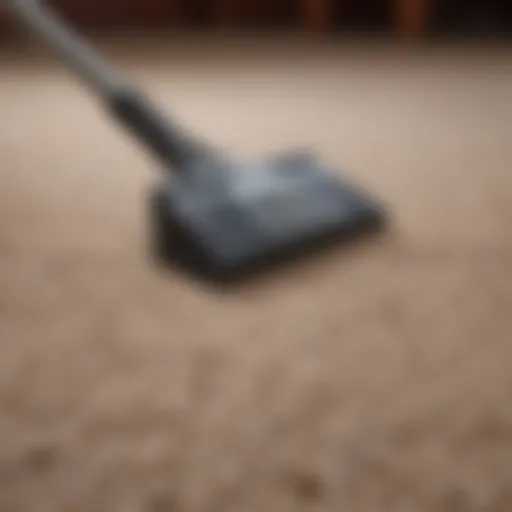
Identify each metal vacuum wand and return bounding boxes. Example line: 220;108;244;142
7;0;215;172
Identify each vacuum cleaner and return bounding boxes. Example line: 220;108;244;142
8;0;387;284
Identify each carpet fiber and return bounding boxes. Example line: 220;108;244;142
1;34;512;511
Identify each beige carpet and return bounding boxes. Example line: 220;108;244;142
1;33;512;511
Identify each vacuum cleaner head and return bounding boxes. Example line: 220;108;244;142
152;150;386;283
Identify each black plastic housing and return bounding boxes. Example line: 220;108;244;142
151;151;386;283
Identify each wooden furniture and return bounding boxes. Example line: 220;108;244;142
1;1;433;38
212;0;249;27
210;0;433;37
301;0;332;32
393;0;432;38
301;0;432;37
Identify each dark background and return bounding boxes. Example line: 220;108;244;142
1;1;512;35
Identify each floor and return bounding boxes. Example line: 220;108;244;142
1;33;512;512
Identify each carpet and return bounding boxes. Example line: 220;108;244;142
1;33;512;511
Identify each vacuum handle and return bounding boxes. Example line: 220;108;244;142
9;0;124;97
8;0;213;171
108;87;213;171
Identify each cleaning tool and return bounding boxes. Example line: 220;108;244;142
9;0;387;283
